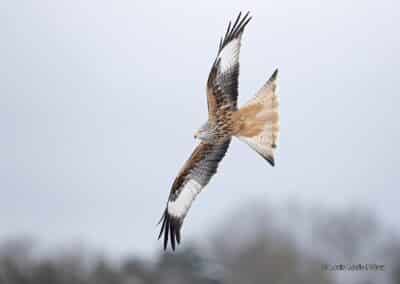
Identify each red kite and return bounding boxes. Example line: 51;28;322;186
158;12;280;250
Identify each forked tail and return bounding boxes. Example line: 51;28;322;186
232;69;280;166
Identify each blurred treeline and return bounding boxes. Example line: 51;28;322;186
1;202;399;284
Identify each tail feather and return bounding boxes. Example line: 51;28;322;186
233;69;280;166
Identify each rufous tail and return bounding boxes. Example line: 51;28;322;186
232;69;280;166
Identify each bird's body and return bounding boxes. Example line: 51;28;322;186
158;12;280;250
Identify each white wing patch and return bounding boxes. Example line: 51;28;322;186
167;179;203;218
218;38;241;73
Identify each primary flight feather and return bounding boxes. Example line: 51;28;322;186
158;12;280;251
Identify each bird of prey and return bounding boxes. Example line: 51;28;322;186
158;12;280;250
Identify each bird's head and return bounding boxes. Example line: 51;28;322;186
194;121;213;142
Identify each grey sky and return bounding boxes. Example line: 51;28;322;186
1;0;399;258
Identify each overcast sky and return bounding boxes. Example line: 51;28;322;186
1;0;399;258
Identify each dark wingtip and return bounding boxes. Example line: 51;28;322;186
157;209;182;251
163;213;169;250
231;11;242;31
170;218;176;251
235;11;252;35
157;211;167;240
218;11;252;53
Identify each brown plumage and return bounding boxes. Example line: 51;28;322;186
234;69;279;165
158;12;280;251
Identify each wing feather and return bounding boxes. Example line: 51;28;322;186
158;140;230;250
207;12;252;123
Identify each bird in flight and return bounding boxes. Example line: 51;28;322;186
158;12;280;250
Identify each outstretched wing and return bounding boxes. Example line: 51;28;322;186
158;140;230;250
207;12;252;124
